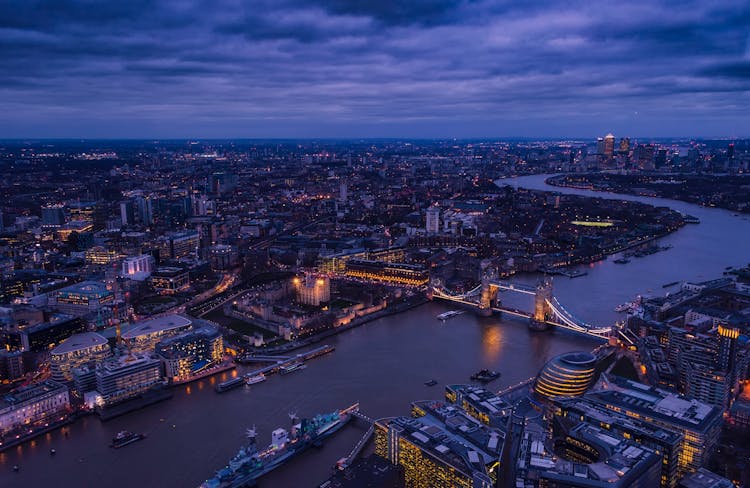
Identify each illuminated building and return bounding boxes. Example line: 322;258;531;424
533;351;598;400
603;133;615;158
95;353;161;406
425;205;440;234
155;326;223;383
716;324;739;373
150;266;190;294
374;400;502;488
667;325;744;410
444;384;512;428
20;314;86;352
52;281;114;315
122;254;154;280
50;332;110;382
635;144;656;170
553;396;682;487
84;246;121;265
619;137;630;154
293;274;330;306
121;314;192;353
55;220;94;241
516;420;661;487
345;259;428;287
67;200;97;223
318;247;406;274
0;380;70;438
156;230;199;260
585;375;722;476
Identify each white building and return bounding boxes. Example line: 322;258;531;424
122;254;154;281
0;380;70;437
95;354;162;406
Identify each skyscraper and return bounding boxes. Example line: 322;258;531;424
425;205;440;234
604;133;615;158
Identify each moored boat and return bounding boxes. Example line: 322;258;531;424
245;373;266;386
110;431;145;448
216;377;245;393
200;405;357;488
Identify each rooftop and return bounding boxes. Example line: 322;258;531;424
588;375;721;432
56;280;111;296
122;314;192;339
51;332;108;355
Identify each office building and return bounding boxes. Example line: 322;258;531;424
516;420;661;487
533;351;598;400
95;353;161;406
135;195;154;226
121;314;193;353
84;246;121;265
208;244;238;271
425;205;440;234
444;384;512;428
0;351;25;381
603;133;615;158
41;204;66;228
150;266;190;294
553;396;683;487
49;332;110;382
375;400;503;488
156;326;223;383
119;200;135;226
585;375;722;475
52;281;114;316
156;230;199;260
20;314;87;352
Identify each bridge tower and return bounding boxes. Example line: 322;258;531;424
530;279;553;330
478;266;499;317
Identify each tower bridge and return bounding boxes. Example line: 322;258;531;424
430;275;614;339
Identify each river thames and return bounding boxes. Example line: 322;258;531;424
1;174;748;487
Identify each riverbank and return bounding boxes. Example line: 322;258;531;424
254;295;429;356
546;173;750;215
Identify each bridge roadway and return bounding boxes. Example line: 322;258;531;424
431;280;611;339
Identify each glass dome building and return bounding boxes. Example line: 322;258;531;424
534;351;598;400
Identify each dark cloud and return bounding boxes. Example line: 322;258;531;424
0;0;747;138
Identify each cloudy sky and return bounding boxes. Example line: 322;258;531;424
0;0;748;138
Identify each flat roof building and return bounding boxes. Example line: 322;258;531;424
0;380;70;439
586;375;722;476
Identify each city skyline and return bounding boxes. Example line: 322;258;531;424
1;0;749;139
